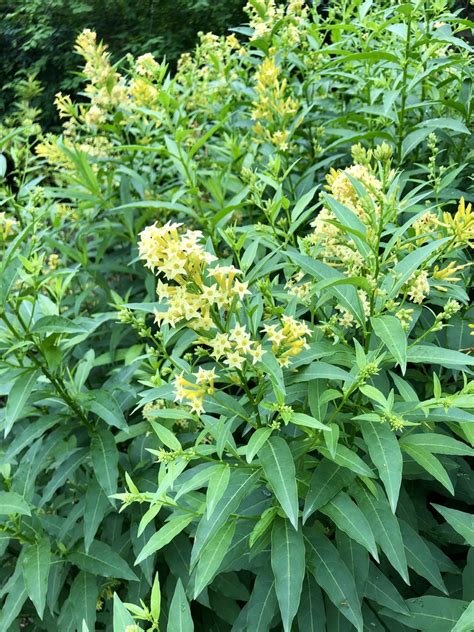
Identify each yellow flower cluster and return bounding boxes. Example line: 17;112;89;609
138;222;249;330
201;324;264;370
308;164;382;275
262;315;311;367
174;367;217;414
251;57;299;150
246;0;309;46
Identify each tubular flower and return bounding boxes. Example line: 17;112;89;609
434;197;474;248
174;369;217;414
262;315;311;367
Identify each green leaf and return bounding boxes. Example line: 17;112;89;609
70;541;138;581
400;432;474;456
297;575;326;632
271;518;305;632
87;391;128;431
168;579;193;632
0;572;27;631
417;117;471;134
113;593;135;631
317;444;376;478
246;427;272;463
380;596;470;632
289;412;332;431
0;491;31;516
68;572;98;632
432;504;474;546
21;536;51;618
361;421;402;513
352;483;409;583
371;315;407;374
191;469;260;567
84;479;110;552
399;519;447;594
206;464;230;519
246;567;278;632
135;514;194;564
259;437;299;529
305;530;363;632
31;316;89;334
452;601;474;632
292;362;353;383
150;419;182;451
402;444;454;494
150;573;161;620
320;491;378;561
304;461;354;523
4;369;39;436
407;345;474;368
90;427;118;498
193;520;236;598
365;562;409;615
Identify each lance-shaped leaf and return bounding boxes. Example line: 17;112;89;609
113;593;135;630
84;479;110;552
399;519;447;594
259;437;299;528
70;541;138;581
193;520;236;598
365;563;409;616
402;444;454;495
206;464;230;519
21;536;51;619
380;596;470;632
168;579;193;632
320;491;378;561
297;575;326;632
5;369;39;436
361;421;402;513
305;530;363;632
68;572;98;632
271;518;305;632
432;504;474;546
135;514;194;564
90;427;118;499
351;483;409;584
0;491;31;516
371;315;407;374
304;461;354;523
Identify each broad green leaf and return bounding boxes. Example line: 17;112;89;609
452;601;474;632
191;469;260;567
84;479;110;552
289;412;331;431
407;345;474;368
70;541;138;580
417;117;471;134
0;572;28;631
352;483;409;584
336;529;368;597
380;596;470;632
31;315;89;334
206;465;230;519
246;427;272;463
0;491;31;516
399;519;447;594
400;432;474;456
246;567;278;632
292;362;353;383
297;575;326;632
90;427;118;498
87;391;128;431
4;369;39;436
317;444;376;478
361;421;402;513
150;419;182;451
271;518;305;632
402;444;454;494
113;593;135;630
320;491;378;561
193;520;236;598
303;461;354;523
68;572;97;632
432;504;474;546
259;437;299;529
365;563;409;615
305;530;363;632
21;536;51;618
135;514;194;564
168;579;193;632
371;315;407;373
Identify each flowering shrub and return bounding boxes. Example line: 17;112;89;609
0;1;473;631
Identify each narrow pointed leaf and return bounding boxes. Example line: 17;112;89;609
399;519;447;594
206;465;230;519
259;437;299;529
297;575;326;632
271;518;305;632
90;427;118;498
0;491;31;516
168;579;193;632
5;370;39;436
70;541;138;581
365;563;409;616
246;567;278;632
432;504;474;546
193;520;236;598
304;461;354;523
402;444;454;494
371;315;407;373
136;514;194;564
21;536;51;618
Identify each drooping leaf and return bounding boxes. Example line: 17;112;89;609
0;491;31;516
297;574;326;632
303;461;354;523
271;518;305;632
432;504;474;546
365;562;409;616
402;444;454;494
193;520;236;598
399;519;447;594
87;390;128;431
4;369;39;436
135;514;194;565
84;478;110;552
68;572;98;632
259;437;299;529
21;536;51;619
246;567;278;632
206;464;230;519
380;596;470;631
305;530;363;632
320;491;378;560
371;315;407;373
70;541;138;581
361;421;402;513
90;427;119;498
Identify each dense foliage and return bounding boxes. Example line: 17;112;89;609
0;0;245;126
0;0;473;630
